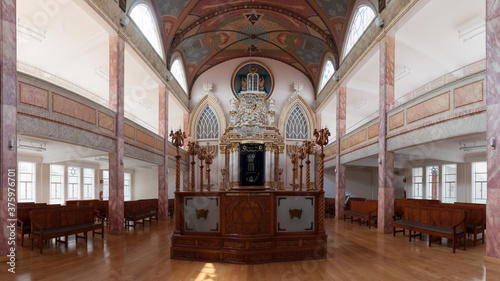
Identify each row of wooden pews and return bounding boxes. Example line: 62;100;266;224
393;199;486;253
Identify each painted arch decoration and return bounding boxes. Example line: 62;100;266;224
154;0;356;92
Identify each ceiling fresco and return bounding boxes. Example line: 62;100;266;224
153;0;355;93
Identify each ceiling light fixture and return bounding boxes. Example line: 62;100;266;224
459;142;486;152
17;18;46;42
458;22;485;43
18;139;46;152
395;66;411;82
95;66;109;82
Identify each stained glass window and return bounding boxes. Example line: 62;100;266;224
129;3;164;59
319;60;334;91
344;5;375;57
286;106;309;140
171;58;187;93
196;106;219;140
426;166;439;200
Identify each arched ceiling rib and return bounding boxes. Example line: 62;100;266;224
154;0;355;93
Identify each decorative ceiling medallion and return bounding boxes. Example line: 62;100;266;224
231;60;274;99
245;10;262;25
247;45;260;52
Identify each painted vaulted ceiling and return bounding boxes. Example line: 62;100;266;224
152;0;354;93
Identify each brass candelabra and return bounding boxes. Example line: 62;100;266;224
303;140;315;191
198;147;207;191
314;128;331;191
287;145;299;190
297;147;306;191
187;141;200;191
170;129;186;192
204;145;217;191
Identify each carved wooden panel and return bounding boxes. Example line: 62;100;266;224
225;194;271;235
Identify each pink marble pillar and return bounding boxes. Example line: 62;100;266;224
108;35;125;233
486;0;500;260
377;35;395;233
158;87;169;219
335;87;346;219
0;0;17;257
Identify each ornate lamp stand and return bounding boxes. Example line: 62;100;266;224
314;128;331;191
221;169;226;191
187;141;200;191
204;145;217;191
170;129;186;192
303;140;315;191
298;147;306;191
287;145;299;190
198;147;206;191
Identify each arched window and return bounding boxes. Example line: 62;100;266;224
171;57;188;93
286;106;309;140
129;3;164;59
344;5;375;57
196;107;219;140
319;60;335;91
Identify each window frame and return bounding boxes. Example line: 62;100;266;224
50;164;65;205
102;170;110;201
18;162;36;203
196;106;220;140
83;168;95;200
67;166;81;200
342;3;376;59
128;1;165;60
426;166;439;200
441;164;457;203
412;167;423;199
319;59;335;91
285;105;309;140
170;55;188;93
472;162;487;204
124;172;132;201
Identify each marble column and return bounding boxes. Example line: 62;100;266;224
158;86;169;219
377;35;395;233
486;0;500;261
108;35;125;233
335;87;346;219
0;0;17;257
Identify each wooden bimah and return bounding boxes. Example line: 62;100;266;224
170;189;327;264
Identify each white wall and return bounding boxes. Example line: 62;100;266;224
133;168;158;200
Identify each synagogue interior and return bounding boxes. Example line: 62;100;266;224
1;0;500;280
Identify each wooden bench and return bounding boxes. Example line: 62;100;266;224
325;198;335;218
65;199;99;207
17;204;62;247
452;202;486;246
393;205;466;253
344;200;377;229
30;206;104;254
91;201;109;224
168;198;175;217
125;200;158;229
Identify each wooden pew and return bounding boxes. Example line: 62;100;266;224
452;202;486;246
30;206;104;254
91;201;108;224
124;200;158;229
65;199;99;207
168;198;175;217
17;204;61;247
344;200;377;229
393;205;466;253
325;198;335;218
